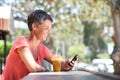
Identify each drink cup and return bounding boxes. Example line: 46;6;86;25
51;56;63;72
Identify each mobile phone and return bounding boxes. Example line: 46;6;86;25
70;54;78;62
68;55;78;66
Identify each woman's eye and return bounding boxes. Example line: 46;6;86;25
44;28;48;30
44;27;50;30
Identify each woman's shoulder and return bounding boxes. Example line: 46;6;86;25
39;43;45;47
16;36;26;40
13;36;28;46
38;43;49;49
14;36;26;42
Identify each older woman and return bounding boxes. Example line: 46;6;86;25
1;10;77;80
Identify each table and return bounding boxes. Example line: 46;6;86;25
21;71;110;80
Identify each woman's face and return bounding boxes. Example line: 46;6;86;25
33;19;52;41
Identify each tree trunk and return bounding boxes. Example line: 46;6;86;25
111;9;120;48
109;0;120;75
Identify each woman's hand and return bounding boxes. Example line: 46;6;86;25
61;59;78;71
38;65;46;72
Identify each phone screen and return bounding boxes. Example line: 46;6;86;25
70;54;78;62
68;55;78;66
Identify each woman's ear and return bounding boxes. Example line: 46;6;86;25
31;23;37;30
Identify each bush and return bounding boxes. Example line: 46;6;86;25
67;44;90;62
96;53;110;59
0;41;12;57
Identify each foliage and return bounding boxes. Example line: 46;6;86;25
83;20;108;51
83;20;108;61
67;44;90;62
0;41;12;57
13;28;30;40
96;53;110;59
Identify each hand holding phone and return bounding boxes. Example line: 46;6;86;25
68;54;78;66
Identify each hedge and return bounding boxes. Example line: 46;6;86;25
0;41;12;57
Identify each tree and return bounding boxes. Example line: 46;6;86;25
108;0;120;48
76;0;111;61
107;0;120;75
83;20;107;60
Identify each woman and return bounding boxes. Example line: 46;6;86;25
1;10;77;80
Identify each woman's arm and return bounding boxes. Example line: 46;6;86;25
17;46;45;72
45;53;77;71
44;52;54;64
